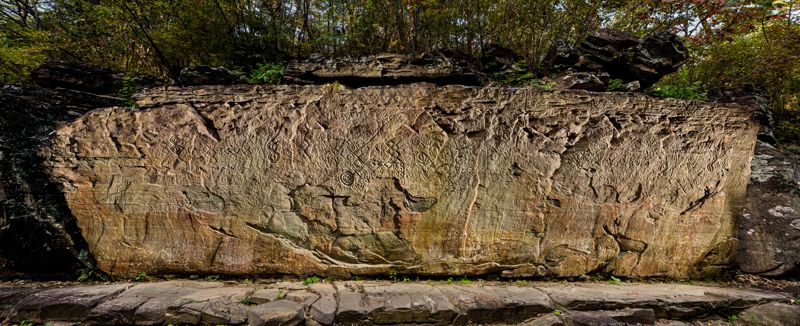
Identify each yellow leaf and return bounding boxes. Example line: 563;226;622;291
772;0;789;7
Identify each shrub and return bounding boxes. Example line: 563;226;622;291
249;63;284;85
607;79;625;91
650;84;706;101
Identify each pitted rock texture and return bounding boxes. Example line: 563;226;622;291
42;84;758;278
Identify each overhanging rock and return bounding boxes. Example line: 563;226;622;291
42;84;758;278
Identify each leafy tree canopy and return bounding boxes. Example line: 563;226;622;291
1;0;798;144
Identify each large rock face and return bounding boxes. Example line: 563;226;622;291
42;84;758;278
738;141;800;276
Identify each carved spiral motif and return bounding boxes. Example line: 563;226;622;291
339;171;355;186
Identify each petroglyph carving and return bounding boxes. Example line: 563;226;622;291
43;84;758;278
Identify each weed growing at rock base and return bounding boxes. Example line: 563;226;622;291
303;276;321;285
133;272;148;282
77;268;107;283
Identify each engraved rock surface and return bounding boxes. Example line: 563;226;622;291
42;84;758;278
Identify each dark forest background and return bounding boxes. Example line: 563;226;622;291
1;0;799;145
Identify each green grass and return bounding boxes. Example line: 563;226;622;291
303;276;321;285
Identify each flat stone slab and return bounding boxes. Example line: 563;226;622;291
1;281;791;325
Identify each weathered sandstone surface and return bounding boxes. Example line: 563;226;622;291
43;84;758;278
1;281;791;325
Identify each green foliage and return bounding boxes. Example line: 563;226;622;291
515;280;529;285
77;268;107;283
650;84;706;101
530;79;555;91
553;309;563;316
776;106;800;145
303;276;321;285
0;20;49;83
458;275;472;285
608;276;622;285
248;63;284;85
728;314;739;323
276;288;286;300
133;272;148;282
204;275;220;282
607;79;625;91
119;74;138;107
676;22;800;144
241;297;255;305
12;321;34;326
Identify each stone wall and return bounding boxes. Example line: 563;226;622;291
41;84;759;278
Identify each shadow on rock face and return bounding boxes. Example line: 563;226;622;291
739;141;800;277
0;85;123;278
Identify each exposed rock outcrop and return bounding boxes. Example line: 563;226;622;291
180;66;249;86
543;29;689;89
284;54;481;86
0;281;789;325
575;29;688;89
42;84;758;278
30;61;160;95
739;141;800;277
0;85;122;277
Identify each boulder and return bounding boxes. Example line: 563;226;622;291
738;141;800;277
284;53;481;86
542;40;581;72
481;44;524;72
578;29;688;89
30;61;122;94
556;72;607;91
738;302;800;326
42;84;758;278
